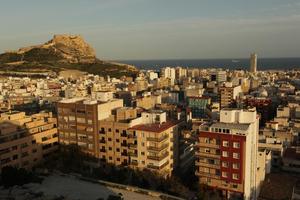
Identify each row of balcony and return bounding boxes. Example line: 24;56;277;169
147;143;169;152
147;161;169;170
196;142;220;149
195;151;220;159
195;160;220;169
195;171;220;179
147;152;169;161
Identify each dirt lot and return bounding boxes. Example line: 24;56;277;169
259;172;300;200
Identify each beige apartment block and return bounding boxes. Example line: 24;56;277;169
128;120;179;177
99;107;140;166
57;98;123;158
99;108;180;177
0;111;58;171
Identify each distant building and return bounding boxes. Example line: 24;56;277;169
0;111;58;171
219;83;242;109
250;53;257;73
210;70;227;83
187;96;211;119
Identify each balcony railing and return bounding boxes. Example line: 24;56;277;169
121;132;127;137
99;139;106;144
147;152;169;161
146;134;168;142
100;149;106;153
197;142;220;149
121;143;128;147
195;151;220;159
128;134;137;139
147;143;169;152
147;161;169;170
128;152;137;157
195;161;220;169
128;143;137;149
195;171;220;179
131;160;138;166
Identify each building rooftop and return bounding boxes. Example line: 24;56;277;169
211;122;250;131
130;120;179;133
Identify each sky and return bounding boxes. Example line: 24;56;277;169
1;0;300;60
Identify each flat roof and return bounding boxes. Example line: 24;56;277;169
211;122;250;131
130;120;179;133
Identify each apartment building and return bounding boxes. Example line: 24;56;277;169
128;110;179;176
187;96;211;119
0;111;58;171
57;97;123;158
195;108;261;200
219;83;242;109
98;107;141;166
99;108;180;176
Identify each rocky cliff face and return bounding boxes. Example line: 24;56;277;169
0;34;138;78
3;34;96;64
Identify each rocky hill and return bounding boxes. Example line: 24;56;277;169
0;34;138;77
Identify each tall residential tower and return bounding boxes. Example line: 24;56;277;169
250;53;257;73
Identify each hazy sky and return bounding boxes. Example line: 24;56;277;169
1;0;300;60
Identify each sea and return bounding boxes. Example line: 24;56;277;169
117;58;300;71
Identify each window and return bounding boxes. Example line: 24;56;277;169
222;140;229;147
222;151;229;157
233;163;240;169
32;140;36;144
109;147;112;151
117;158;120;161
86;127;93;132
21;152;29;158
116;139;120;143
233;153;240;159
233;142;240;148
21;143;28;148
69;116;75;122
108;138;112;141
222;162;229;168
109;156;112;160
12;155;18;160
222;171;228;178
205;148;211;153
141;152;145;155
208;159;215;165
232;173;239;180
200;167;209;173
116;148;120;152
77;117;85;123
